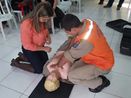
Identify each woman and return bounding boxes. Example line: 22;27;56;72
11;2;54;74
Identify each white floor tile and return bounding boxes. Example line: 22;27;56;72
1;69;39;93
0;60;15;82
95;92;121;98
0;85;21;98
23;74;43;96
70;85;95;98
1;34;21;47
0;44;15;59
103;72;131;98
112;54;131;76
20;94;28;98
2;48;21;63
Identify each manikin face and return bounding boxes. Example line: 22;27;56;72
47;72;57;81
39;16;50;23
47;71;59;81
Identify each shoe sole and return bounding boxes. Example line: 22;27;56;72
89;76;110;93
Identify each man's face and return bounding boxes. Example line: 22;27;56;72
64;28;78;37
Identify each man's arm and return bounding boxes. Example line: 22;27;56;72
57;38;72;51
64;40;94;63
46;38;72;72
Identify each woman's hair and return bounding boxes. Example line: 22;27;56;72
61;14;82;31
22;2;53;32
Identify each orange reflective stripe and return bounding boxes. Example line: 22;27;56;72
83;19;93;40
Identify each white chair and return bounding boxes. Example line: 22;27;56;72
8;0;23;22
57;0;72;13
0;0;18;40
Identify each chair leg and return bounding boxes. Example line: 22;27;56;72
19;12;23;21
12;17;18;29
17;14;21;22
7;20;12;30
0;22;6;40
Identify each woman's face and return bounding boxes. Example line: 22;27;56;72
39;16;51;23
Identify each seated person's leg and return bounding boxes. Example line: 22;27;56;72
18;52;28;62
27;52;48;74
68;60;110;93
22;47;49;74
11;59;34;72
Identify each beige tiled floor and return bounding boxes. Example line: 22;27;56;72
0;0;131;98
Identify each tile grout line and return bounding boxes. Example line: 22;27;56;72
0;84;24;95
0;68;16;83
22;74;43;95
102;91;124;98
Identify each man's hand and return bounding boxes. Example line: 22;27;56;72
47;58;60;72
46;40;51;45
47;64;57;73
58;63;70;79
57;56;71;67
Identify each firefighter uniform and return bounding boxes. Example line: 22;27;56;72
43;19;114;89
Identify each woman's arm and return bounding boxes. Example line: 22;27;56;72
46;33;51;45
36;46;52;52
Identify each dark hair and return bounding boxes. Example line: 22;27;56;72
22;2;53;32
61;14;82;31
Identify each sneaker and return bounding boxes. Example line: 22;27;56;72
10;59;18;66
18;52;28;62
116;7;120;10
98;0;104;5
98;2;103;5
89;75;110;93
18;52;23;57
